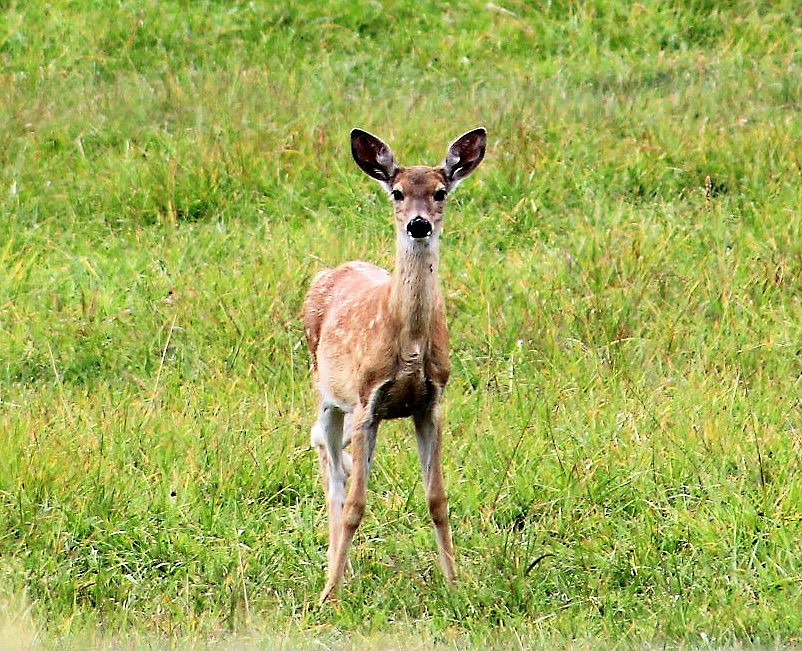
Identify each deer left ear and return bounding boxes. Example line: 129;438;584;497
351;128;399;189
443;127;486;189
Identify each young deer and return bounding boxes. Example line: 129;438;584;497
303;127;486;602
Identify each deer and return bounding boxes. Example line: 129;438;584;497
302;127;486;603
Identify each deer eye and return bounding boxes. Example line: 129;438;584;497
433;188;447;202
391;189;404;201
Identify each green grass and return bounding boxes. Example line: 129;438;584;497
2;1;802;648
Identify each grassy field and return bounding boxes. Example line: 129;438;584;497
1;1;802;648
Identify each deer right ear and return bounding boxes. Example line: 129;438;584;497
443;127;486;189
351;129;398;188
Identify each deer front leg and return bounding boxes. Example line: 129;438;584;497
319;404;378;603
414;405;457;585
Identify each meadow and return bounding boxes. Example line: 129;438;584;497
1;1;802;648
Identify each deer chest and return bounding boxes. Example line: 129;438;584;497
372;371;434;420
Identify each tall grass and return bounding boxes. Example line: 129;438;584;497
1;1;801;648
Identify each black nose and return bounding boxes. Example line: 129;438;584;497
406;216;432;239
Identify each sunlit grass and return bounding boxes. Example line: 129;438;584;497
1;1;802;648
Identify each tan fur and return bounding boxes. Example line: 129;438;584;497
303;128;486;602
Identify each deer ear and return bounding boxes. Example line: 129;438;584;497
351;129;399;188
443;127;486;188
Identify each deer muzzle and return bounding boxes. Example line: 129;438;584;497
406;216;433;239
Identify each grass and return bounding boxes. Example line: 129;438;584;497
1;0;802;648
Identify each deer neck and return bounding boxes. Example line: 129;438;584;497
389;237;441;343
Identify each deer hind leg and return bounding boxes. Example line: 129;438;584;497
319;403;378;603
311;403;347;572
342;412;354;476
414;406;457;584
